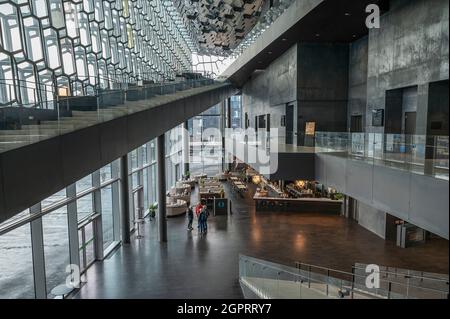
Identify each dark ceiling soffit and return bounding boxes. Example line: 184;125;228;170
227;0;389;87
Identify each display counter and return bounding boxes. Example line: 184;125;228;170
253;193;342;214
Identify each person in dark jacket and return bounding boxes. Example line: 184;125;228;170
201;205;209;233
187;206;194;231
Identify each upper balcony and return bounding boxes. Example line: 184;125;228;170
229;130;449;239
0;77;238;223
314;132;449;181
0;77;228;154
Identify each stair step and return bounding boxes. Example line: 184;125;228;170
0;135;48;142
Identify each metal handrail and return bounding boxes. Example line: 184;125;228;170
240;255;360;298
0;78;215;109
295;261;449;297
239;255;448;299
352;264;449;283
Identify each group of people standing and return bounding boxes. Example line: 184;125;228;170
187;202;209;234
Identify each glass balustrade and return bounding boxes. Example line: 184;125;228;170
0;78;221;154
239;254;449;299
313;132;449;180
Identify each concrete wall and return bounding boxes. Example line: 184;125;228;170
242;42;349;143
357;202;386;239
297;43;349;142
315;152;449;239
241;44;298;141
366;0;449;134
347;36;369;131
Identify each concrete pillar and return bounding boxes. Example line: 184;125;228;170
120;154;131;244
226;97;232;129
226;98;233;172
157;134;167;242
30;204;47;299
182;121;190;176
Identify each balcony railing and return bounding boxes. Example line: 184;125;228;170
239;254;449;299
314;132;449;180
0;78;220;154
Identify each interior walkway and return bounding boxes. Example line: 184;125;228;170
74;182;449;299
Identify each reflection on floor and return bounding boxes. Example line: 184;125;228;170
74;182;449;299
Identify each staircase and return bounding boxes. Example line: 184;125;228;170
0;78;218;153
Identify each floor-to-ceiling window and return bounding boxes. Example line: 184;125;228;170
189;103;224;176
0;222;34;299
100;185;114;250
42;206;71;297
166;124;184;190
0;157;123;298
0;134;179;298
230;95;242;129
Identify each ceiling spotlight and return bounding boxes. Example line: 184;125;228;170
352;34;357;38
315;33;320;37
281;38;287;41
344;12;351;16
267;51;272;54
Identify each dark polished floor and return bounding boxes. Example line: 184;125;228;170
74;182;449;299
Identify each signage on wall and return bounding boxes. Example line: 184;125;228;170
372;109;384;126
214;198;229;216
305;122;316;135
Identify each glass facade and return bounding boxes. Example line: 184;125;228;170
0;223;34;299
0;0;241;300
0;0;194;108
188;103;224;176
230;95;242;129
42;206;71;297
0;130;181;298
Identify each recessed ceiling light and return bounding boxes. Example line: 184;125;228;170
258;61;262;63
315;33;320;37
352;34;357;38
344;12;351;16
268;51;272;54
281;38;287;41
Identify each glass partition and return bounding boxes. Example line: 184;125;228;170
42;206;71;298
0;223;35;299
101;185;114;250
313;132;449;180
239;255;449;299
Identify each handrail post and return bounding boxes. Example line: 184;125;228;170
308;265;311;288
351;266;355;299
388;281;392;299
326;269;330;296
8;83;12;102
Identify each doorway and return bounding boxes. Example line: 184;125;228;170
350;115;363;133
285;104;294;144
385;213;399;242
404;111;416;153
348;197;359;222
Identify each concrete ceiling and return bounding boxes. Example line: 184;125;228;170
223;0;390;86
